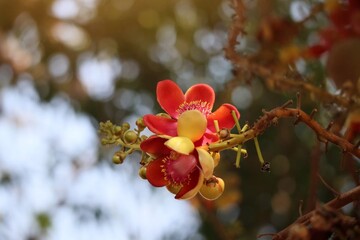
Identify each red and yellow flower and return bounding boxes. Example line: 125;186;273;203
143;80;240;145
141;80;239;200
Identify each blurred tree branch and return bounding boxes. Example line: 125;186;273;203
273;184;360;240
225;0;360;109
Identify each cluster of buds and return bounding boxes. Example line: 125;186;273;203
137;80;242;200
99;118;146;164
100;80;268;200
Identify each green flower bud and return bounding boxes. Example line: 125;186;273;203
136;117;146;131
138;166;147;179
140;135;148;141
113;153;126;164
121;122;130;132
123;130;138;144
101;139;108;145
114;126;122;135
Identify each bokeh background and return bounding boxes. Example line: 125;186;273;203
0;0;357;239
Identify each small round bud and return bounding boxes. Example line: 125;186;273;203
199;176;225;200
121;122;130;131
219;128;230;139
114;126;122;135
113;152;127;164
101;139;108;145
136;117;146;131
166;184;181;195
123;130;138;144
140;135;148;141
138;166;147;179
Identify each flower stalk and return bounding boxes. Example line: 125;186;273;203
254;137;265;166
235;144;242;168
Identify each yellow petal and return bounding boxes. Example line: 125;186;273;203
212;152;220;167
178;172;204;200
196;148;214;179
199;176;225;200
164;137;194;155
177;110;207;142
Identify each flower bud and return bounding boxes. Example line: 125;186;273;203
136;117;146;131
123;130;138;144
140;135;148;141
121;122;130;132
200;176;225;200
219;128;230;139
101;139;108;145
138;166;147;179
166;184;181;195
114;126;122;135
113;152;127;164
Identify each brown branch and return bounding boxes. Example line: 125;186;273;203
208;106;360;159
272;185;360;240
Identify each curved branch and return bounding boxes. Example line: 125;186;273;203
208;106;360;158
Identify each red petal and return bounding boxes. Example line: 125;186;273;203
143;114;178;136
140;136;171;156
207;104;240;132
167;154;197;181
157;80;185;118
184;84;215;111
146;157;168;187
175;169;201;199
194;132;219;147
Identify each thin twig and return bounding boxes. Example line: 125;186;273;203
318;173;340;197
310;108;318;119
298;200;304;217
